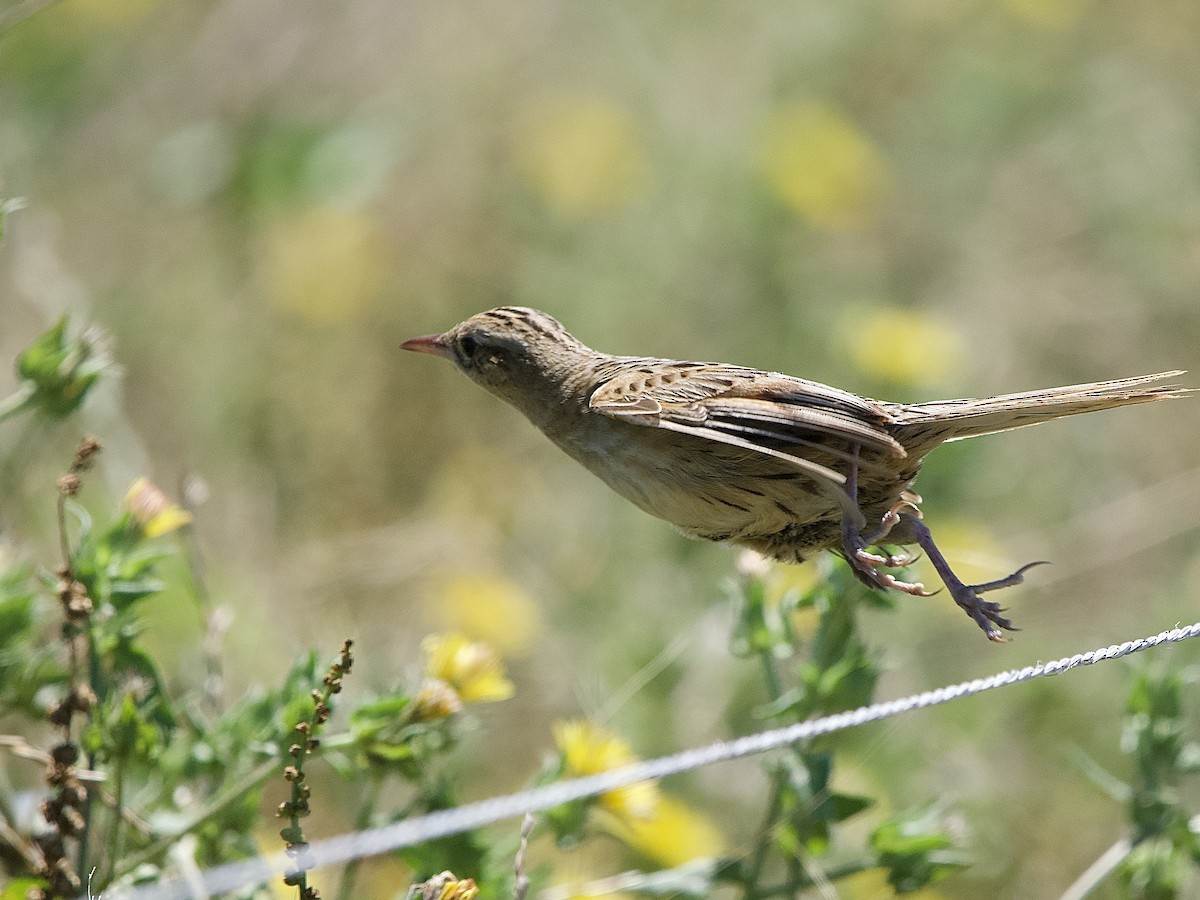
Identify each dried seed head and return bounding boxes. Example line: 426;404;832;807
50;743;79;767
73;436;101;470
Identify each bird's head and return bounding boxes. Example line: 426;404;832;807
402;307;595;417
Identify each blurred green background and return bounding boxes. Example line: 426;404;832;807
2;0;1199;895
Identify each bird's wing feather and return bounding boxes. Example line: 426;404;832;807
587;363;905;484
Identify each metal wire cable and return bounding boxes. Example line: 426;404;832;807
101;620;1200;900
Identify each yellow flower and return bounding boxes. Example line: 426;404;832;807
554;719;658;823
123;478;192;538
553;720;726;866
841;305;966;388
618;795;726;867
430;574;542;658
436;881;479;900
760;101;889;231
421;633;514;704
513;95;646;219
411;871;480;900
258;207;387;324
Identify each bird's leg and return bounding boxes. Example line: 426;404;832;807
837;444;930;597
902;514;1049;642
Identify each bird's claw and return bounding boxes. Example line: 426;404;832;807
953;590;1018;643
855;547;921;568
846;539;928;596
946;561;1050;641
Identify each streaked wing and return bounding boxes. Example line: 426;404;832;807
587;362;905;488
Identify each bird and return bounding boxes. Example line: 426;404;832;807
402;306;1188;641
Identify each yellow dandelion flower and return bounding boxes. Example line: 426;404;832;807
258;207;387;325
436;881;479;900
513;95;646;219
760;101;890;231
841;305;966;388
430;574;542;658
618;795;726;867
421;633;514;704
554;719;658;823
123;478;192;538
411;871;480;900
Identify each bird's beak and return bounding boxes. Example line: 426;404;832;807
400;333;453;360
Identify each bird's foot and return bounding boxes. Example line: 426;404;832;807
841;501;931;597
906;516;1050;642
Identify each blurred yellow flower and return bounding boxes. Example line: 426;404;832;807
841;306;966;387
554;719;658;823
430;573;542;658
123;478;192;538
435;880;479;900
553;720;725;866
1003;0;1087;30
421;633;514;704
618;794;726;867
513;96;646;219
410;871;480;900
760;101;890;231
258;207;387;324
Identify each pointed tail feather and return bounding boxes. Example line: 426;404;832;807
896;371;1190;444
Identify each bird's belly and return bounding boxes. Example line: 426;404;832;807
558;425;837;547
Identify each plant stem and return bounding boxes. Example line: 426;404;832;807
177;481;226;717
743;766;788;899
0;382;35;423
100;756;127;885
1058;837;1133;900
336;773;384;900
75;624;104;880
758;644;783;704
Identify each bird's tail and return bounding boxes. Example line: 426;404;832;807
895;371;1190;445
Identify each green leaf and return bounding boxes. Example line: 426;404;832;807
0;568;36;650
823;791;874;824
1;879;46;900
872;807;967;894
1119;837;1186;899
14;316;108;418
350;693;413;731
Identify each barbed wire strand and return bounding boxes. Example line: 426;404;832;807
99;620;1200;900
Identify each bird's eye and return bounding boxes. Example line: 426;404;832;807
459;335;478;359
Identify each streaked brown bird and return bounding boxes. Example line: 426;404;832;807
403;306;1188;641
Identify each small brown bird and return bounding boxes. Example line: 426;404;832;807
403;306;1187;641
